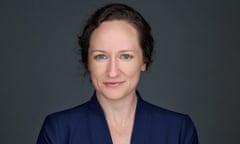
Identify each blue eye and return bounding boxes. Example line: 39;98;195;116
95;54;107;60
120;54;132;60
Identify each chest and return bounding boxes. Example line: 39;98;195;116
107;121;134;144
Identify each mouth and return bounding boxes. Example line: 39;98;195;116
103;81;124;88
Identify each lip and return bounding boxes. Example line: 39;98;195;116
103;81;124;88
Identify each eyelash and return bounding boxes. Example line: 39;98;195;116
120;54;133;60
94;54;107;60
93;54;133;60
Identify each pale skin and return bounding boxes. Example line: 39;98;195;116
88;20;146;144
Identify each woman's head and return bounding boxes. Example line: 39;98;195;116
78;3;154;75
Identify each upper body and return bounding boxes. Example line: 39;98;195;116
37;3;198;144
37;92;198;144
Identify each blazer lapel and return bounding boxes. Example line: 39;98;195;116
87;94;113;144
87;92;151;144
131;93;152;144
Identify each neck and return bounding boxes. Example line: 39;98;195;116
96;92;138;125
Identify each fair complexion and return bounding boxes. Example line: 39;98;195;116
88;20;146;144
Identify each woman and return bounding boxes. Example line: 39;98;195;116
37;3;198;144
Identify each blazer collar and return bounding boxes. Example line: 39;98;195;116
88;91;150;144
88;92;112;144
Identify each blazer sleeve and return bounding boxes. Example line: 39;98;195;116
180;115;199;144
37;115;59;144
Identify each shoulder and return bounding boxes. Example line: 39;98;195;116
141;99;189;120
139;99;198;143
37;101;91;144
137;92;191;124
45;101;90;124
139;99;197;132
39;101;92;134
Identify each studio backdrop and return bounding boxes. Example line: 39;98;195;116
0;0;239;144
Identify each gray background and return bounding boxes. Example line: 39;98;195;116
0;0;239;143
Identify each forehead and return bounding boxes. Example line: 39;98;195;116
89;20;141;51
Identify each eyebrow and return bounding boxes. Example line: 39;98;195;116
90;49;136;53
119;50;136;53
89;50;106;54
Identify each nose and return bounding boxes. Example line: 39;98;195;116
107;58;119;78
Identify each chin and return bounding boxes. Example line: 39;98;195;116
97;89;128;101
104;93;125;101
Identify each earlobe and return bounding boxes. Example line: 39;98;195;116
141;64;146;71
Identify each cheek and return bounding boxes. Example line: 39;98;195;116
89;66;102;88
89;62;105;78
122;64;142;78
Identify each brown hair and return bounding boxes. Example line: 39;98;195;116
78;3;154;74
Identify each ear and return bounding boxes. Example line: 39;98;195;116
141;63;146;71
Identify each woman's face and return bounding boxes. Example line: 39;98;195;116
88;20;146;101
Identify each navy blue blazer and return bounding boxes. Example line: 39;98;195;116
37;93;198;144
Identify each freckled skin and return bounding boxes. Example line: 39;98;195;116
88;20;146;102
